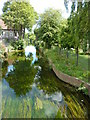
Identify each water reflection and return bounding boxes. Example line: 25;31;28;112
5;60;37;96
25;46;38;64
52;92;63;102
2;54;67;118
1;50;90;119
8;65;14;73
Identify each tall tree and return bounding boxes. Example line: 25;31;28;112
2;0;38;38
64;0;89;65
60;23;73;58
34;8;62;48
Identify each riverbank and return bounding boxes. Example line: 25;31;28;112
2;50;90;118
45;47;90;96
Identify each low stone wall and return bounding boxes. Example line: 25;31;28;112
48;59;90;97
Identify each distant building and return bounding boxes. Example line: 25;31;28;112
0;19;18;40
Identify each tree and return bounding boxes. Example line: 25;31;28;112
64;0;90;65
34;8;62;48
2;0;38;38
60;24;73;59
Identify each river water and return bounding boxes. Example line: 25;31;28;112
1;47;90;119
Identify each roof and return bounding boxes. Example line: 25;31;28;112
0;19;7;29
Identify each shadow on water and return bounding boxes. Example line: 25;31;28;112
1;47;90;119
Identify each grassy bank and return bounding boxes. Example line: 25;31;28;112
46;47;89;83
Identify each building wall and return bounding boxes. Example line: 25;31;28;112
2;30;15;39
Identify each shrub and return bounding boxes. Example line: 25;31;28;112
77;83;88;95
0;43;5;59
11;39;24;50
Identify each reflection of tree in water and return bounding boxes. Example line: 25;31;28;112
35;57;89;118
6;60;37;96
35;57;61;94
2;56;90;118
36;57;77;95
2;60;8;78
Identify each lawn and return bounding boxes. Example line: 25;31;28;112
45;47;89;83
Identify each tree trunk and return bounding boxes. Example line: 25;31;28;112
13;25;16;37
66;48;69;59
58;47;61;55
76;47;78;66
19;25;23;38
87;40;90;53
23;27;25;39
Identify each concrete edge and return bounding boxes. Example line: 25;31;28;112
48;59;90;97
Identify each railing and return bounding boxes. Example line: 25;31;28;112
0;29;18;40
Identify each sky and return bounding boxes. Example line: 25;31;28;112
0;0;71;18
0;0;71;32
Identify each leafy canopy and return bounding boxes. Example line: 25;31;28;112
35;8;63;48
2;0;38;32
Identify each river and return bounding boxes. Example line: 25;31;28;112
1;47;90;119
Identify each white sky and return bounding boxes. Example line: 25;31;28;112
0;0;71;18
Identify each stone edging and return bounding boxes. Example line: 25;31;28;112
48;59;90;97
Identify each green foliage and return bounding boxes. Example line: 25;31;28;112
60;24;73;50
55;107;63;118
2;60;8;78
2;1;11;13
0;43;5;60
35;97;43;110
11;39;24;50
77;83;88;95
63;1;89;65
28;33;36;45
35;57;61;94
2;50;90;118
34;8;63;48
64;1;89;52
2;0;38;37
46;47;89;83
29;33;36;41
6;59;37;96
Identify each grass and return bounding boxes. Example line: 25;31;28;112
46;47;89;83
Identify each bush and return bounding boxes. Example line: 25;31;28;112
11;39;24;50
77;83;88;95
0;43;5;59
